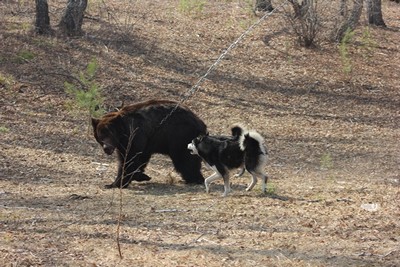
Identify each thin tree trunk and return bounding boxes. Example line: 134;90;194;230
335;0;363;42
58;0;88;36
35;0;51;34
287;0;303;17
366;0;386;27
287;0;310;18
340;0;348;16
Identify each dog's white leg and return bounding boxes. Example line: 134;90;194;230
246;173;258;191
205;172;221;194
261;173;269;193
222;176;232;197
261;175;266;193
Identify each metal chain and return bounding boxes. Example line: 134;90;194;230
159;0;289;126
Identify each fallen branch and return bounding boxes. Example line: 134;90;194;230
154;209;189;213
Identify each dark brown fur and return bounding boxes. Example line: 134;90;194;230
92;99;207;188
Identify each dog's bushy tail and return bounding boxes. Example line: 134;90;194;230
231;124;267;157
240;130;268;155
239;129;268;169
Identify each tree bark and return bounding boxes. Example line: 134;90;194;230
335;0;363;42
340;0;348;16
58;0;88;36
287;0;311;18
287;0;303;17
366;0;386;27
35;0;51;34
255;0;274;12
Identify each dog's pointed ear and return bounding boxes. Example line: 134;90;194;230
197;133;207;142
206;132;209;136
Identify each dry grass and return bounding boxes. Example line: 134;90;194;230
0;1;399;266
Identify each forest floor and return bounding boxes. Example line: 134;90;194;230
0;1;399;266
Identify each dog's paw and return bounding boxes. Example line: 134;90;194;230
245;184;252;191
205;183;211;193
261;185;267;194
246;183;257;192
222;188;232;197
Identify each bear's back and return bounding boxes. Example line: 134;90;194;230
120;99;181;115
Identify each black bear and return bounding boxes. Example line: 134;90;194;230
92;99;207;188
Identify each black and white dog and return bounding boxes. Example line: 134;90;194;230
187;125;268;197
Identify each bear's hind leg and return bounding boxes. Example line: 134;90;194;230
171;151;204;184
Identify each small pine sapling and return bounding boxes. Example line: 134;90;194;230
65;57;105;126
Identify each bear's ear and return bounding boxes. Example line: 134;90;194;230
91;118;100;130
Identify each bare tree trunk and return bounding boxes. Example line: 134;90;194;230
285;0;319;47
335;0;363;42
287;0;303;17
340;0;348;16
287;0;311;18
255;0;274;12
58;0;88;36
366;0;386;27
35;0;51;34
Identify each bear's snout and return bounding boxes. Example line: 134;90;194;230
103;144;115;155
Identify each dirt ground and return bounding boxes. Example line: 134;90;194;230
0;1;399;266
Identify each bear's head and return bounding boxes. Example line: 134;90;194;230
92;113;122;155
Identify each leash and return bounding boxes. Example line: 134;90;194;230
159;0;290;126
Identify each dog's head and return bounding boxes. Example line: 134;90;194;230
187;133;209;155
